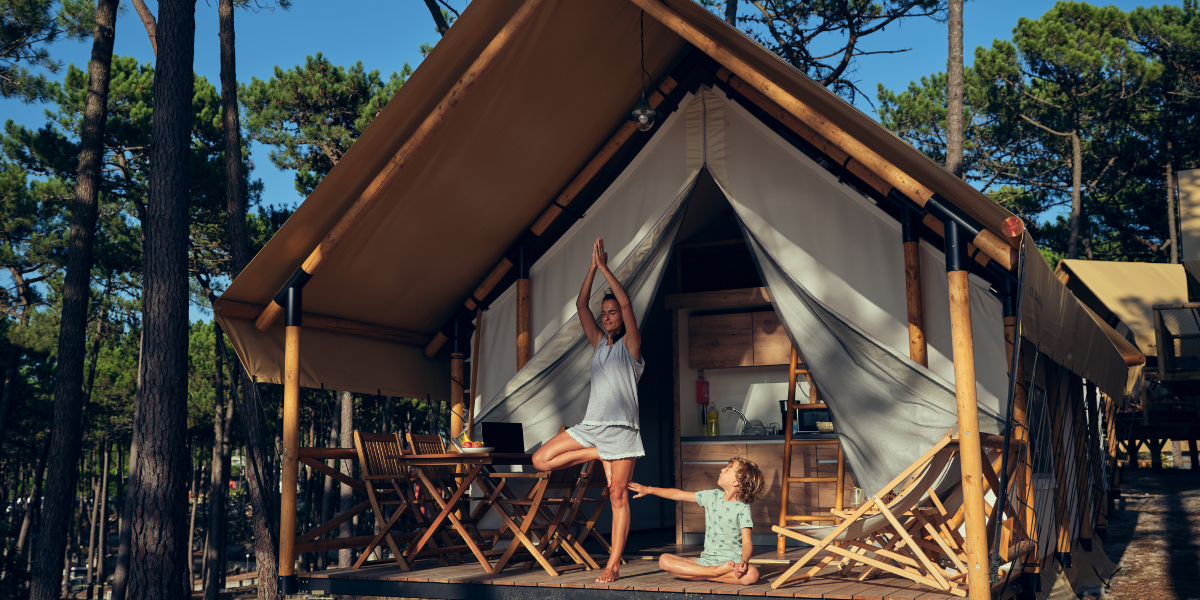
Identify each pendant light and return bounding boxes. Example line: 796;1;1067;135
629;10;656;132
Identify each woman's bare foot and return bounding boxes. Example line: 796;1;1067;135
595;565;621;583
603;460;613;487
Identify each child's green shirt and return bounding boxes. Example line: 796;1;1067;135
694;488;753;567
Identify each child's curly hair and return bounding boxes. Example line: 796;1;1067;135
729;458;765;504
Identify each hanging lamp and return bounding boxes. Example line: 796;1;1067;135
629;10;656;132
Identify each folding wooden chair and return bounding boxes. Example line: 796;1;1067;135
566;462;623;563
404;433;482;565
351;431;418;570
772;431;967;596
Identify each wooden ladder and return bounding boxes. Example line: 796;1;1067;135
777;346;845;553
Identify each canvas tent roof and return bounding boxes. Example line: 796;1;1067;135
215;0;1141;402
1056;260;1187;358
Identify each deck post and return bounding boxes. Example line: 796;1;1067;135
279;286;303;594
902;206;928;366
451;319;465;439
517;246;532;370
943;220;991;598
1003;279;1038;576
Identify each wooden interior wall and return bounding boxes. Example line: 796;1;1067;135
680;442;855;535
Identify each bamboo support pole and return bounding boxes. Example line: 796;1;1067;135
943;221;990;599
425;77;679;357
516;278;531;370
637;0;1016;270
451;353;464;439
278;288;302;592
254;0;549;331
903;208;928;366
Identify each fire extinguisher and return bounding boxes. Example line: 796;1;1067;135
697;370;710;426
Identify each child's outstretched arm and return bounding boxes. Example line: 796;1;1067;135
628;482;696;503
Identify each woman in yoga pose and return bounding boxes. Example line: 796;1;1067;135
532;237;644;583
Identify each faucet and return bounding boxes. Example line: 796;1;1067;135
722;407;750;435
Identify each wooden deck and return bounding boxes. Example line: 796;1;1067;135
299;545;962;599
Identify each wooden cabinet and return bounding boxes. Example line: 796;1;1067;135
689;311;791;369
679;439;855;536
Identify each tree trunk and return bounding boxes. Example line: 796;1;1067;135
422;0;451;34
1167;145;1178;264
724;0;737;25
85;474;100;595
28;3;118;597
1068;130;1083;260
946;0;964;178
0;342;19;453
127;0;196;596
319;400;337;570
204;325;234;600
218;343;280;599
187;462;201;588
110;332;142;600
16;428;49;559
219;0;248;275
338;391;354;568
216;1;279;592
97;441;111;587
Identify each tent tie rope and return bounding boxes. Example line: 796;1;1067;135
552;199;586;220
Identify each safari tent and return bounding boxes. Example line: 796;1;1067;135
214;1;1145;598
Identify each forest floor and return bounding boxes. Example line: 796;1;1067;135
1100;466;1200;599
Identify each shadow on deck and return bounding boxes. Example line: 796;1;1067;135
299;544;961;600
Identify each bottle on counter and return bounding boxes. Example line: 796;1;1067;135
705;403;720;437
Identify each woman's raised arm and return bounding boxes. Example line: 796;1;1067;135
595;238;640;361
577;241;604;349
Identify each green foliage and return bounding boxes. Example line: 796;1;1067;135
0;0;95;102
879;1;1200;263
718;0;948;102
241;52;411;196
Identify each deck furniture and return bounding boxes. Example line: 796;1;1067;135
351;431;417;570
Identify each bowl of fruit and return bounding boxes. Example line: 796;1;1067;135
458;440;493;454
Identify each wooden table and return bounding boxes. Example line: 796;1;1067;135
387;453;537;574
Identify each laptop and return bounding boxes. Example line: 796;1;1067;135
481;422;525;454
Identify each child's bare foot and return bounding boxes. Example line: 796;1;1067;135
714;560;736;576
596;565;620;583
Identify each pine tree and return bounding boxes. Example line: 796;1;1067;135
241;53;410;195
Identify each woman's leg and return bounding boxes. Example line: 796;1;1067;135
658;554;735;580
596;457;636;583
531;431;599;472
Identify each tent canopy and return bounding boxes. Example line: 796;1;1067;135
1056;260;1187;357
216;0;1140;402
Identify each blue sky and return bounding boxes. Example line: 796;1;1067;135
0;0;1171;321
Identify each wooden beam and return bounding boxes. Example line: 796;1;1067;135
216;299;431;346
254;0;550;331
424;76;680;357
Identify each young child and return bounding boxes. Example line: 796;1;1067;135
628;457;765;585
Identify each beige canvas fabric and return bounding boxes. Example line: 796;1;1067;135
1057;260;1187;357
216;0;1141;402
